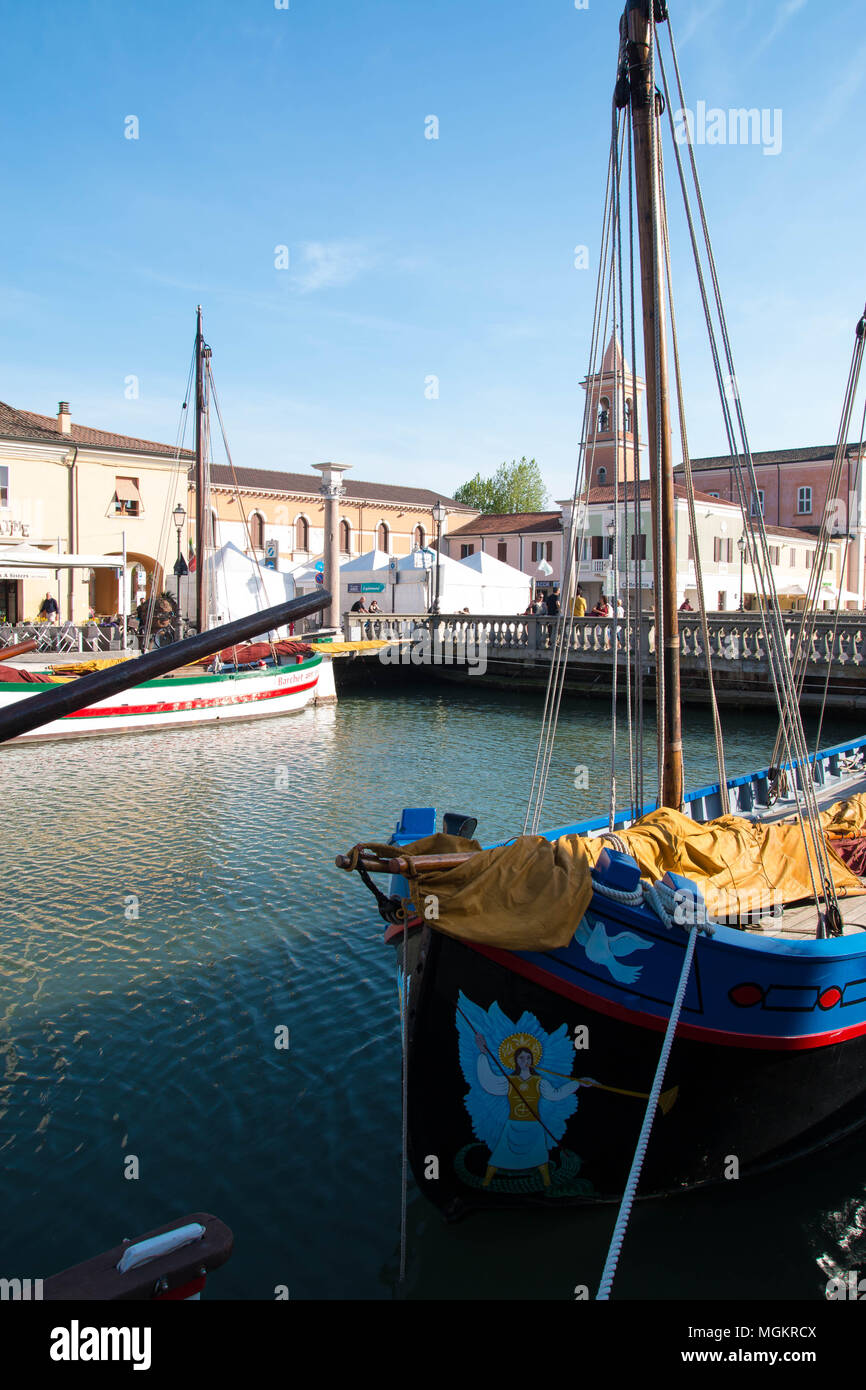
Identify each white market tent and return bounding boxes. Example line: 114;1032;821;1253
0;543;125;575
338;548;391;612
458;550;533;614
179;542;297;637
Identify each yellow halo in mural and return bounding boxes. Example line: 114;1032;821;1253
498;1031;543;1070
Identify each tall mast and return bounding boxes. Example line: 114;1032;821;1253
623;0;682;808
194;305;205;633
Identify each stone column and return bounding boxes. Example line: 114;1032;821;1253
312;462;351;631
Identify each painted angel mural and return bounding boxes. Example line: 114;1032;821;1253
456;991;594;1188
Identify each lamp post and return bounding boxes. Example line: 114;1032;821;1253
432;500;446;613
737;533;746;611
173;502;187;638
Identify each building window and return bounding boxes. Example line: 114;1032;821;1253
249;512;265;550
295;516;310;551
460;543;475;558
789;547;797;566
798;486;812;515
0;465;8;507
687;535;694;561
624;398;633;433
749;490;765;517
113;477;142;517
713;537;733;563
497;542;508;562
769;545;780;565
707;491;719;499
377;521;390;553
806;551;813;569
340;519;351;553
531;540;553;562
598;397;610;432
597;466;607;486
414;525;426;548
631;533;647;561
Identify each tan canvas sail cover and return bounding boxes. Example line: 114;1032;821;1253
370;798;866;951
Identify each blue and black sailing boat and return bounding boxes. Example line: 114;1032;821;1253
339;0;866;1222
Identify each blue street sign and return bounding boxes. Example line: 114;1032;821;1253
314;560;325;572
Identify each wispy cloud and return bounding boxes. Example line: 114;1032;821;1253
292;240;376;293
675;0;724;49
751;0;808;59
804;37;866;142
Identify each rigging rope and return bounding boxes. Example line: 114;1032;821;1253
657;17;839;934
596;917;699;1301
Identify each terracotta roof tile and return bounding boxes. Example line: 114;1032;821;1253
448;511;562;537
0;400;195;459
208;464;474;510
676;443;865;471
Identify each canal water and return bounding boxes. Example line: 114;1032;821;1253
2;685;864;1300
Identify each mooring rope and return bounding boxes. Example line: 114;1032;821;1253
596;918;699;1300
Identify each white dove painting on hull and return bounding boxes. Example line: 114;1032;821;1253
574;917;655;985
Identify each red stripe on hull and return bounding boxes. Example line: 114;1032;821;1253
64;677;318;720
471;944;866;1051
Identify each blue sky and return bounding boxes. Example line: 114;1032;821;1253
1;0;863;502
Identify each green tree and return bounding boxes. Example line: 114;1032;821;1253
454;457;548;514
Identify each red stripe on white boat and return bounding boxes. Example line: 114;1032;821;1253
63;677;318;719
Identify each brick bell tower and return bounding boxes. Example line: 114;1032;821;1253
580;334;645;489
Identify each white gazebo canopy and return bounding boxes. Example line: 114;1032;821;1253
0;543;124;571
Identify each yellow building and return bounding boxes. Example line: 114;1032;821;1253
200;464;476;569
0;399;477;625
0;399;191;623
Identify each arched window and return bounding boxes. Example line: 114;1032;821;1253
414;525;426;548
624;398;633;433
377;521;390;553
340;519;351;553
598;396;611;432
249;512;264;550
597;466;607;486
295;516;310;551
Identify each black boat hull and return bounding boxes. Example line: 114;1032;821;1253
404;926;866;1214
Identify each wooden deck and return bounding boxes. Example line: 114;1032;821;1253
743;767;866;938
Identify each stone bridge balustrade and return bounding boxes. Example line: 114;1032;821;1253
345;611;865;673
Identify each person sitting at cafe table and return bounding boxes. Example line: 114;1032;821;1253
38;592;59;622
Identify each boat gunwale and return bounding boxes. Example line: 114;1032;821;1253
0;652;323;693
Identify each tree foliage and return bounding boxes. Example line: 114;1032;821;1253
453;457;548;514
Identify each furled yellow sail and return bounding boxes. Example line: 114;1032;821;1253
375;798;866;949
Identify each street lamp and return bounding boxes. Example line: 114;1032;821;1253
432;500;446;613
737;533;746;611
173;503;187;637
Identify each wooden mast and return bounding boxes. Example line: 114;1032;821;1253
194;305;205;633
624;0;683;808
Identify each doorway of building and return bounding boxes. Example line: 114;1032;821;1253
0;579;20;623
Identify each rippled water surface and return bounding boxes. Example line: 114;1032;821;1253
2;685;865;1299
